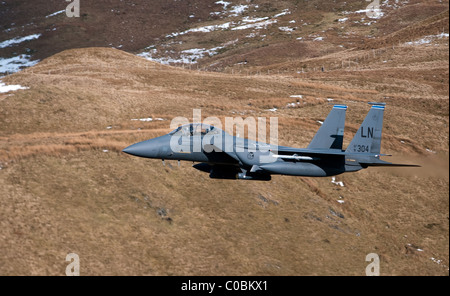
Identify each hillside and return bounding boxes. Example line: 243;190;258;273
0;46;448;275
1;0;448;74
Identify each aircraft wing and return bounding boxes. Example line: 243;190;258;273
273;146;391;157
203;144;240;164
272;146;419;166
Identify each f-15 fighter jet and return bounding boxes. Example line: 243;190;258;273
123;103;418;181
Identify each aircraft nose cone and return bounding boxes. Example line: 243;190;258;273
123;139;162;158
122;144;141;156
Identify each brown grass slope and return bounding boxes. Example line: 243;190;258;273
0;47;448;275
360;9;449;50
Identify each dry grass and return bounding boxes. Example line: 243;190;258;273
0;40;448;276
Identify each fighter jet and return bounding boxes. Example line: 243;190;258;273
123;103;419;181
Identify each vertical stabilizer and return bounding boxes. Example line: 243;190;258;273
346;103;385;154
308;105;347;150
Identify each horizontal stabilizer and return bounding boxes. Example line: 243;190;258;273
357;155;420;167
360;162;421;168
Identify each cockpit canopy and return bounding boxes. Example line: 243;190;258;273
169;124;222;137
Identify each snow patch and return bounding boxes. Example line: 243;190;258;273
166;22;232;38
215;1;231;9
355;8;384;19
0;34;41;49
246;32;258;38
181;47;225;62
167;7;291;37
405;33;449;46
139;41;230;65
213;2;249;17
45;10;65;18
0;55;40;74
229;4;249;17
273;9;291;18
430;257;449;270
279;26;296;32
286;102;302;108
242;16;269;23
232;19;277;31
331;177;345;187
131;117;165;122
0;81;29;93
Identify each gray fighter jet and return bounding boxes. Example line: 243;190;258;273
123;103;419;181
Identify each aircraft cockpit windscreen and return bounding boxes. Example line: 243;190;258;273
169;124;220;136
